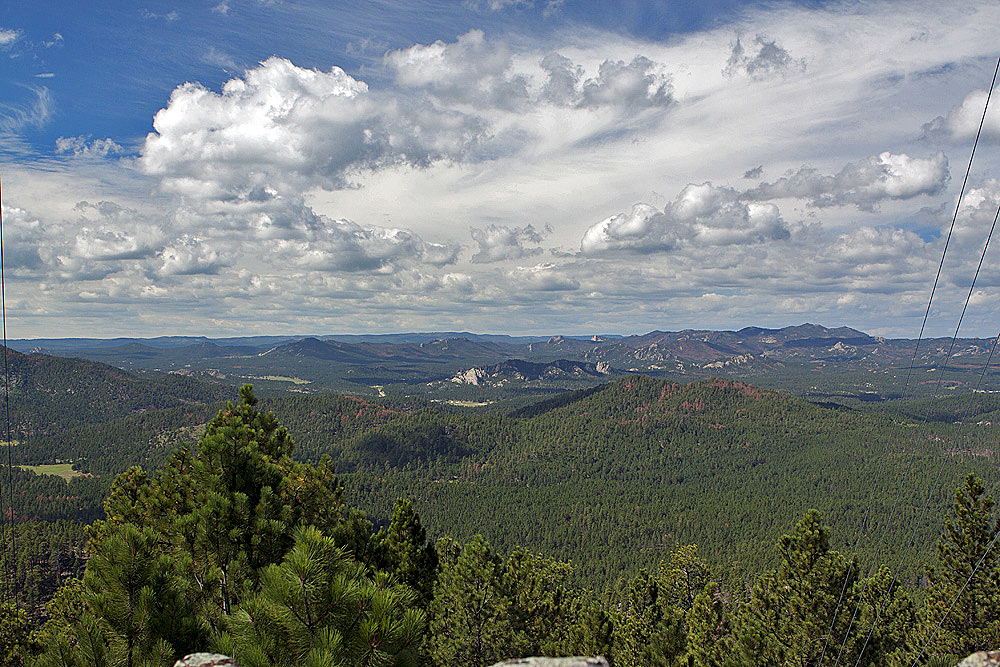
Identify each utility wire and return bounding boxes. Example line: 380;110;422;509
822;53;1000;665
846;195;1000;666
908;337;1000;667
847;60;1000;662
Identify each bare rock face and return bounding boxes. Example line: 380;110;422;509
490;658;609;667
173;654;240;667
451;367;487;385
958;651;1000;667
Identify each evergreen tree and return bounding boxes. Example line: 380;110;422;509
32;385;377;665
427;534;526;667
0;602;34;667
733;509;856;666
374;498;438;606
505;548;575;657
612;568;687;667
846;565;915;667
214;525;425;667
82;523;201;667
912;473;1000;660
684;582;730;667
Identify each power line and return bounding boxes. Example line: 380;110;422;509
849;75;1000;665
902;332;999;665
846;199;1000;666
821;52;1000;665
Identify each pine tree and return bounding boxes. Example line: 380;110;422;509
733;509;856;666
846;565;915;667
0;601;34;667
913;473;1000;660
612;567;687;667
684;582;730;667
373;498;438;606
82;523;201;667
215;525;425;667
505;548;575;657
33;385;378;665
427;534;526;667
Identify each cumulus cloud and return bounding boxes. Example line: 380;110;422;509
827;226;927;267
470;224;545;262
723;34;804;79
0;203;43;271
139;57;486;199
921;89;1000;142
56;136;125;158
275;217;460;273
580;184;790;255
158;236;224;276
386;30;531;110
580;56;672;109
746;152;949;211
387;31;671;111
27;201;165;281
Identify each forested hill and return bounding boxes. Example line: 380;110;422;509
0;346;230;437
5;366;999;608
343;375;1000;586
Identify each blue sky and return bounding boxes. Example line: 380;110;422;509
2;0;1000;338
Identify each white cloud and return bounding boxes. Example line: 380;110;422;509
470;224;545;262
0;203;43;272
723;34;805;79
922;88;1000;142
386;30;531;110
140;9;179;22
274;217;460;273
158;236;224;276
0;85;53;133
386;31;672;111
508;263;579;291
579;56;672;109
580;183;790;254
0;27;21;48
139;56;486;200
746;152;950;211
56;136;125;158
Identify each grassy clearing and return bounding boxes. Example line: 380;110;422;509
19;463;84;482
432;399;494;407
251;375;312;385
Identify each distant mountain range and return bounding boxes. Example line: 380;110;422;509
8;323;998;399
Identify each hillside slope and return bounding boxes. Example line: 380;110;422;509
342;376;999;585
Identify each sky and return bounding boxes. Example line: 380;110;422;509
2;0;1000;338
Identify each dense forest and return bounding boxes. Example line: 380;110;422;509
2;362;1000;664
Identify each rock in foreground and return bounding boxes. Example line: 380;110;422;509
173;654;239;667
490;658;609;667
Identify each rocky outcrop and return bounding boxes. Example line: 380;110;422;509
450;359;614;385
173;654;239;667
452;367;489;385
490;659;609;667
958;651;1000;666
